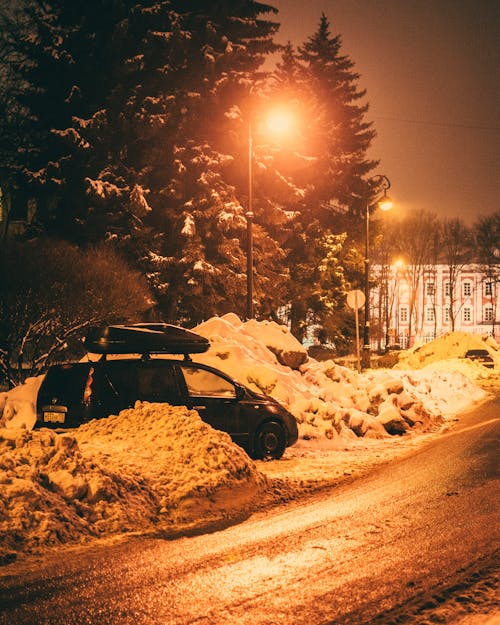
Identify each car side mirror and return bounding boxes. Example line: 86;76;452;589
235;384;245;401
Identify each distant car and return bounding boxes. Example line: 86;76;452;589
463;349;495;369
35;324;298;460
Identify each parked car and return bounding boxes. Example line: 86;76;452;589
35;324;298;460
463;349;495;369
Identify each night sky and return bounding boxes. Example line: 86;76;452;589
270;0;499;224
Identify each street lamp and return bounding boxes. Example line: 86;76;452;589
246;120;254;319
245;107;296;319
362;174;393;368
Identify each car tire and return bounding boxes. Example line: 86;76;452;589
253;421;286;460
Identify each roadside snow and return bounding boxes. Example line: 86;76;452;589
0;403;264;563
192;316;487;440
0;376;42;431
0;316;496;564
394;331;500;371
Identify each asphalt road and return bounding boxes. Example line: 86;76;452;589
0;397;498;625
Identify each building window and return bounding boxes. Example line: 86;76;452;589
444;281;451;297
426;282;435;296
463;307;471;322
400;306;408;323
462;281;472;297
485;282;493;297
484;306;494;322
426;307;435;322
444;307;450;323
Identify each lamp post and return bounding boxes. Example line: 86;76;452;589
246;121;254;320
362;174;393;368
245;106;296;320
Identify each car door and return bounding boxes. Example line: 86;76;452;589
98;360;182;415
177;364;249;447
136;361;182;405
97;361;138;416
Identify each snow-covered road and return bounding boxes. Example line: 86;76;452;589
1;396;498;625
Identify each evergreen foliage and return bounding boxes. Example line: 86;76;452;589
265;15;378;340
1;3;379;346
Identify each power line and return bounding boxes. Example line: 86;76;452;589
374;116;500;132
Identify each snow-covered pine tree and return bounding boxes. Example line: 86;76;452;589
265;15;379;341
2;0;289;323
140;0;286;322
298;13;377;214
0;0;166;240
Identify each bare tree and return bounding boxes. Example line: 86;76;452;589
371;216;400;351
393;210;440;345
421;225;442;339
440;217;474;331
0;240;153;386
474;211;500;336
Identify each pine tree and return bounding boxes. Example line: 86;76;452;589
266;15;378;341
298;14;377;211
1;0;284;323
138;0;283;321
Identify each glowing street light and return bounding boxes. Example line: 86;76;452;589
265;107;296;135
362;174;393;368
246;106;296;319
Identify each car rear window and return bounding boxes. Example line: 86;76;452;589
41;364;90;401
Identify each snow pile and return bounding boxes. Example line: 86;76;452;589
0;376;42;431
394;331;500;375
0;402;265;563
195;312;308;370
0;318;488;444
193;315;486;441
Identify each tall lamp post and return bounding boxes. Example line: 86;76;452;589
245;107;296;320
246;121;254;320
362;174;393;368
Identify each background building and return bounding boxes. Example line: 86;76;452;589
371;263;499;350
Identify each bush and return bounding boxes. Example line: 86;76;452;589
0;238;153;385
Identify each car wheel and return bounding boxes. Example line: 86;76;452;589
254;421;286;460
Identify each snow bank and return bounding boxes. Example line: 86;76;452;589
394;331;500;372
2;319;486;443
0;376;42;431
0;402;265;563
193;315;487;441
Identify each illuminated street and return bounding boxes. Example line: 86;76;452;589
0;3;498;624
1;397;498;625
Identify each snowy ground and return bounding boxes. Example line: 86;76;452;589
0;315;498;566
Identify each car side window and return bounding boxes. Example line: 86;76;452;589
181;366;236;398
138;365;179;403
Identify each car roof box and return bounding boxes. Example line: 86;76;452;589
84;324;210;355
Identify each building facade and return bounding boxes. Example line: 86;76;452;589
371;263;499;349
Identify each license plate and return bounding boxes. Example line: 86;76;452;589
43;410;67;424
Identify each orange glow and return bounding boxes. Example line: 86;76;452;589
265;108;295;136
378;194;393;211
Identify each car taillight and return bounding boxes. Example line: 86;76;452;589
83;367;94;403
